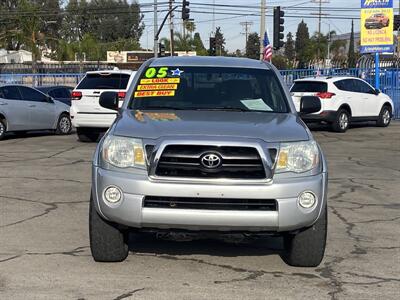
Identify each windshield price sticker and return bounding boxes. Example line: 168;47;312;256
135;90;175;97
145;67;169;78
137;84;178;91
140;78;180;84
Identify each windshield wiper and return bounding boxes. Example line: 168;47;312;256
193;107;249;112
136;106;187;111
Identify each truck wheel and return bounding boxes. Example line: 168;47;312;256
331;109;350;133
376;106;391;127
89;194;129;262
0;119;6;140
77;128;100;142
280;206;327;267
55;113;72;135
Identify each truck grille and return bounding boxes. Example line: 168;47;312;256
144;196;277;211
154;145;266;179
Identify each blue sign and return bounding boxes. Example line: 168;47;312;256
361;0;393;9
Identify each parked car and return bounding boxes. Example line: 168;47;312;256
36;85;73;106
70;69;136;142
290;76;394;132
0;85;72;140
365;13;390;29
90;56;328;267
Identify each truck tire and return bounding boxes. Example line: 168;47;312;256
0;119;6;140
280;206;327;267
331;109;350;133
89;194;129;262
77;128;100;143
376;105;391;127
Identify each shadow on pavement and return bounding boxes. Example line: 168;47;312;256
128;232;284;257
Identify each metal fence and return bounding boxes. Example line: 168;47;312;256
0;68;399;119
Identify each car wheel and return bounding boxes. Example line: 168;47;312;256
56;113;72;135
376;106;391;127
77;128;100;143
280;205;327;267
0;119;6;140
331;109;350;133
89;194;129;262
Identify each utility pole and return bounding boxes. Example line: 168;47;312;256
260;0;266;60
154;0;158;57
318;0;321;60
169;0;174;56
241;21;253;56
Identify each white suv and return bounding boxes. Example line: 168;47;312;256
70;69;136;142
290;77;394;132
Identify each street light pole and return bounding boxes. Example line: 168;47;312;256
154;0;158;57
260;0;266;61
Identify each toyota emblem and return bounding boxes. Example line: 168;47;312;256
200;153;222;169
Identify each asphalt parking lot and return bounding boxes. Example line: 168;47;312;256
0;122;399;300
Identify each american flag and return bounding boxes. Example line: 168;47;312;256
263;31;273;62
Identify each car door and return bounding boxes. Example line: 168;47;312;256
18;86;57;130
0;86;30;131
353;79;380;116
336;79;365;117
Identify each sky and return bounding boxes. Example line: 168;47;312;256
138;0;399;52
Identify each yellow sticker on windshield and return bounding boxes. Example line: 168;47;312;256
137;84;178;91
135;90;175;97
140;78;180;84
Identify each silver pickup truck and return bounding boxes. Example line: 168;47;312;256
90;57;328;267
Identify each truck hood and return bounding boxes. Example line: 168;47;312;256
112;110;310;143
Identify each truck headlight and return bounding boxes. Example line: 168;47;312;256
276;141;319;173
102;135;145;168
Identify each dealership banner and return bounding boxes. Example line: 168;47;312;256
360;0;394;53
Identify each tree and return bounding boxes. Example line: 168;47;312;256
295;20;312;68
271;54;288;70
173;32;193;51
184;21;196;37
284;32;295;65
192;32;207;56
214;27;226;56
348;20;356;68
245;32;260;59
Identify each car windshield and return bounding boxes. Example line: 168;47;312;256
77;73;130;90
130;66;289;113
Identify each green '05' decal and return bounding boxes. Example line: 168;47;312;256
145;67;168;78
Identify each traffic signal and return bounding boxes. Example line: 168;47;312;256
182;0;190;21
273;6;284;50
395;15;400;30
158;43;166;57
209;37;216;56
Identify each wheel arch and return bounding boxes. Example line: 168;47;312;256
0;112;7;127
338;104;352;116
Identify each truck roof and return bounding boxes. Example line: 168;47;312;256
150;56;273;69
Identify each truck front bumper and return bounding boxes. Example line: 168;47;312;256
92;167;328;232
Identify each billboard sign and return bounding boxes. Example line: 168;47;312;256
360;0;394;53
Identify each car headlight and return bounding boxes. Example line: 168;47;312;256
102;135;145;168
275;141;319;173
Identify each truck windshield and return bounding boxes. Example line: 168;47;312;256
130;67;289;113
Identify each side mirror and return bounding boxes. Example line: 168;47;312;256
374;88;380;95
46;95;54;103
300;96;321;114
99;91;119;111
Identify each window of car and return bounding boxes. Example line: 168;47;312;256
130;67;289;113
352;79;375;94
18;86;48;102
0;86;22;100
290;81;327;93
334;79;355;92
49;88;68;99
76;73;130;90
